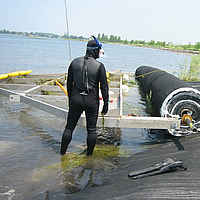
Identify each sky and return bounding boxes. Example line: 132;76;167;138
1;0;200;44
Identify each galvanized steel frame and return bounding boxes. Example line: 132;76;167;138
0;87;180;129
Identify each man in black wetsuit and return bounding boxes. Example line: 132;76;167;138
60;39;109;156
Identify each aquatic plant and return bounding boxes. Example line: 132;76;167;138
35;78;54;85
7;76;14;83
189;55;200;80
47;145;127;171
128;80;138;85
145;90;156;114
123;102;142;116
41;91;63;95
175;55;200;81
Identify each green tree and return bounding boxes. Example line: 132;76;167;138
78;36;84;40
70;35;77;39
18;32;23;35
195;42;200;50
105;35;108;42
52;34;59;38
97;33;101;40
109;35;115;43
11;31;17;34
117;36;121;43
3;29;10;34
130;39;135;44
123;39;129;44
148;40;155;45
101;33;105;41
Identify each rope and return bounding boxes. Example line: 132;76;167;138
134;69;164;79
64;0;72;62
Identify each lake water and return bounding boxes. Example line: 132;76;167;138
0;34;190;199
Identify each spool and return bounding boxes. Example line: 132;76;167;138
135;66;200;136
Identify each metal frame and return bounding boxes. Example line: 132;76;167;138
0;87;180;129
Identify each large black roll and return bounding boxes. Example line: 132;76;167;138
135;66;200;136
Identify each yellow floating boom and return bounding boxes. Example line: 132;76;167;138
0;70;32;80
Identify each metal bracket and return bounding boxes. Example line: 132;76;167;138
9;94;20;102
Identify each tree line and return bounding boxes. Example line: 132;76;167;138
0;29;89;40
97;33;200;52
0;29;60;38
1;29;200;52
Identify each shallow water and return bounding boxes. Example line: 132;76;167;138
0;34;190;199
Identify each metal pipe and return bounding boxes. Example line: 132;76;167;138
119;74;123;117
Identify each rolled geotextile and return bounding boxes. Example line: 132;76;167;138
135;66;200;135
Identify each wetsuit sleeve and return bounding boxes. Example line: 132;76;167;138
99;63;109;103
67;64;73;98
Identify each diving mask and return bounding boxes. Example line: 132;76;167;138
87;31;107;58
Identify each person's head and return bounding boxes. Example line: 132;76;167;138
86;40;101;59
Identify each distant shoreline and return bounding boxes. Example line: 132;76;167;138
112;42;200;56
136;45;200;56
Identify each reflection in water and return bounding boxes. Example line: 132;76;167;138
59;144;125;194
97;127;122;145
0;186;15;200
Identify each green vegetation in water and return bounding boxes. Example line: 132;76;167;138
35;78;66;86
128;80;138;86
6;74;26;83
37;78;66;95
41;91;63;95
146;90;156;114
48;145;127;170
174;55;200;81
122;77;138;86
35;78;54;85
93;145;127;158
6;76;14;83
107;74;120;84
123;102;142;116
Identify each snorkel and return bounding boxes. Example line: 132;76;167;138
87;31;106;57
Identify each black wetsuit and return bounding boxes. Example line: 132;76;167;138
60;46;109;156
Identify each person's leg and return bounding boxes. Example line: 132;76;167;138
86;132;97;156
85;104;99;156
60;102;83;155
60;128;72;155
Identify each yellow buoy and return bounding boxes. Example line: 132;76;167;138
0;70;32;80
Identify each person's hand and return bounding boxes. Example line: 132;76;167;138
101;103;108;115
